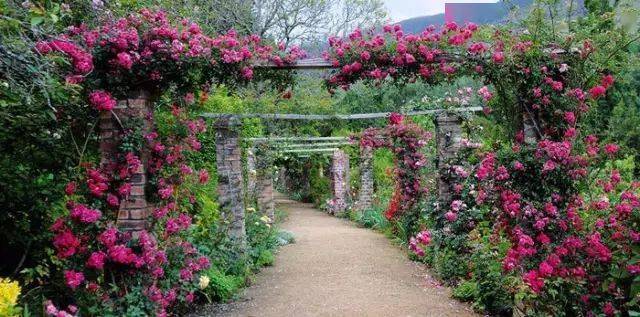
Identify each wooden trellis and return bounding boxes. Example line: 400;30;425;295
202;106;482;120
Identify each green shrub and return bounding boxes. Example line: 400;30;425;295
256;249;275;267
309;164;331;206
275;230;296;246
357;207;390;230
203;268;245;302
470;243;514;315
453;280;479;302
432;248;468;282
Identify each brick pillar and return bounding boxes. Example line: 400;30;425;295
330;149;349;214
246;147;257;204
256;152;275;222
435;113;462;211
99;89;151;232
356;146;374;211
522;112;538;144
215;117;246;251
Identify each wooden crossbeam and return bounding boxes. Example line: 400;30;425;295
273;142;353;148
247;136;349;142
278;148;338;153
202;106;482;121
254;57;334;69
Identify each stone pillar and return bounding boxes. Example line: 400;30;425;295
215;117;246;251
253;143;275;222
330;149;349;214
522;112;538;144
356;146;374;211
435;113;462;210
99;89;151;232
246;147;257;204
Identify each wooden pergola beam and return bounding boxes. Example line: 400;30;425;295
254;57;334;69
278;148;339;153
247;136;349;142
273;142;353;148
202;106;482;121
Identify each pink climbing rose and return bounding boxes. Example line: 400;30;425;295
86;251;107;270
70;204;101;224
88;90;116;111
198;169;209;184
389;112;404;125
64;270;85;290
589;85;606;99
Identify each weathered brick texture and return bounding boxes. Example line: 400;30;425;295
215;117;246;252
356;146;374;211
330;149;350;214
255;152;275;222
435;113;462;211
99;89;152;232
246;148;257;203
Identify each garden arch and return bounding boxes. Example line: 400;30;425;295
40;10;628;313
199;77;482;250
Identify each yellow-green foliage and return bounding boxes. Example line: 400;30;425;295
202;87;245;113
201;268;245;302
193;180;221;240
0;278;21;317
373;148;395;203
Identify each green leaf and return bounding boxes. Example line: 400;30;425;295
30;16;44;26
631;281;640;298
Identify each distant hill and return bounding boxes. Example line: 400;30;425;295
398;0;534;33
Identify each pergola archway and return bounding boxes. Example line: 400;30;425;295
98;58;481;253
198;58;482;251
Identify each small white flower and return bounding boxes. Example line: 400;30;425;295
199;275;210;289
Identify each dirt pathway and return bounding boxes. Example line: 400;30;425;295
200;196;476;317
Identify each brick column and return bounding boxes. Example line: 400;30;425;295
522;112;539;144
256;152;275;222
435;113;462;211
356;146;374;211
99;89;151;232
246;147;257;204
330;149;349;215
215;117;246;252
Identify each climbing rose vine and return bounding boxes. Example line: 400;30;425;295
39;9;304;315
359;113;431;219
324;21;480;91
333;22;639;314
37;8;305;97
50;99;211;315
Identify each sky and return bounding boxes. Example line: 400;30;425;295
384;0;499;22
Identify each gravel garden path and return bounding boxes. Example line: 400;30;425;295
198;195;476;317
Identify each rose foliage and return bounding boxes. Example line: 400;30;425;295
38;9;302;316
331;21;640;315
360;113;431;220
